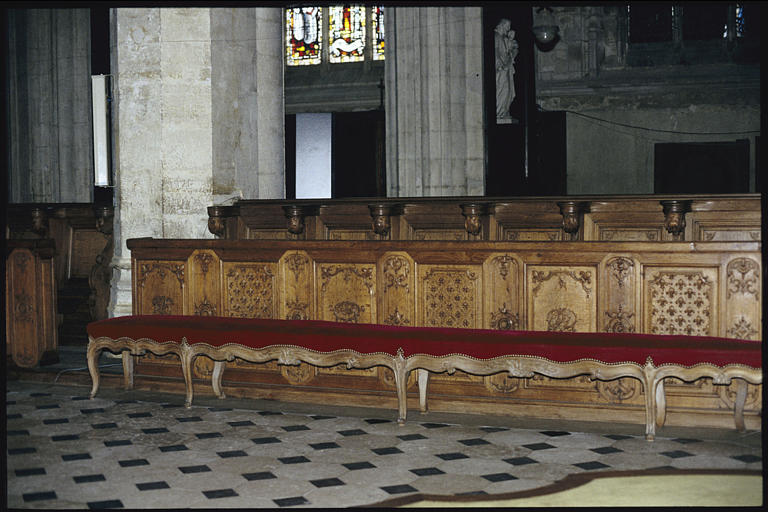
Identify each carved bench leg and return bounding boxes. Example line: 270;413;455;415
87;338;101;399
122;352;134;391
212;360;227;399
655;378;667;431
417;369;429;414
393;351;408;426
180;342;195;408
642;373;659;442
733;379;748;432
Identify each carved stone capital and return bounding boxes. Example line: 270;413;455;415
460;203;488;236
660;200;692;240
557;201;589;240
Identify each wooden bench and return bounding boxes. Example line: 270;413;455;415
87;314;762;441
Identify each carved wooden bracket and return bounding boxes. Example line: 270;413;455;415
557;201;590;240
282;205;317;236
368;203;402;237
30;207;49;238
460;203;489;236
660;200;692;240
207;206;231;238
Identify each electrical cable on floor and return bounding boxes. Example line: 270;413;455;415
53;363;122;383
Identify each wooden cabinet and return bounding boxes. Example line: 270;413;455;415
6;240;58;367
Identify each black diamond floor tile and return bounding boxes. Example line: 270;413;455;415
372;446;403;455
23;491;57;502
282;424;311;432
8;429;30;436
203;488;238;499
310;477;346;488
479;426;509;433
343;461;376;470
137;481;170;491
141;427;169;434
252;436;281;444
591;446;624;454
104;439;132;447
207;407;233;412
540;430;571;437
310;442;341;450
228;420;254;427
161;403;183;409
176;416;202;422
92;422;118;429
435;452;469;461
30;392;52;397
74;474;106;484
196;432;223;439
338;428;368;436
504;456;538;466
574;461;611;470
482;472;518;482
218;450;248;458
274;496;309;507
87;499;123;509
9;447;36;455
398;433;427;441
523;442;556;451
15;468;46;477
381;484;418;495
36;403;59;409
672;438;703;444
118;458;149;467
604;434;634;440
80;408;105;414
160;444;188;452
279;456;311;464
52;434;80;442
179;465;211;474
458;490;489;496
243;471;277;481
43;418;69;424
7;413;22;419
127;412;152;418
732;454;761;463
421;422;450;429
365;418;392;424
258;410;283;416
410;467;445;476
311;415;336;420
459;438;491;446
62;453;92;461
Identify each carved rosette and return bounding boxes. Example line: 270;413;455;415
286;299;309;321
383;255;410;290
604;304;635;333
716;382;761;410
490;304;519;330
194;299;217;316
14;293;35;322
152;295;174;314
546;307;577;332
331;301;364;323
280;364;317;385
484;373;520;394
726;258;759;300
726;316;758;340
383;307;410;326
596;379;639;403
648;271;712;336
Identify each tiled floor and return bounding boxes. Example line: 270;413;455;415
6;379;763;509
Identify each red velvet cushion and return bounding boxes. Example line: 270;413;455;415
87;315;762;368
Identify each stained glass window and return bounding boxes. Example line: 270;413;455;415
286;7;322;66
372;6;385;61
329;6;365;63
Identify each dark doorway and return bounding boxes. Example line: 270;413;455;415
654;139;750;193
332;110;385;198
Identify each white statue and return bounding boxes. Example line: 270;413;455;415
495;19;519;120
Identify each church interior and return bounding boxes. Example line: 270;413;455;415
5;3;764;508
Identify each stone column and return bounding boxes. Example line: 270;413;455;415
385;7;485;197
108;7;285;317
210;8;285;202
7;8;93;203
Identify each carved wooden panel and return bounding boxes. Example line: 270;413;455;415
6;247;57;367
246;229;291;240
598;228;662;242
724;257;761;340
328;229;378;241
134;260;185;316
482;253;522;331
644;267;719;336
501;229;562;241
379;252;415;327
187;250;221;317
222;262;278;319
697;228;761;242
419;265;482;329
601;255;638;333
317;263;376;324
412;229;467;241
527;265;596;332
279;251;313;321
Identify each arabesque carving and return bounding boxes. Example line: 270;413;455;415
532;270;592;297
331;301;364;323
491;254;515;280
546;307;577;332
607;257;633;288
727;316;758;340
596;378;639;403
14;293;35;322
286;299;309;321
285;253;309;282
726;258;759;299
384;307;410;326
605;304;635;333
137;263;185;288
194;253;214;274
194;299;217;316
383;255;410;290
281;364;317;385
321;265;374;293
152;295;174;315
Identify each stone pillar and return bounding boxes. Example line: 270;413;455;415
7;8;93;203
385;7;485;197
210;8;285;202
108;7;285;317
